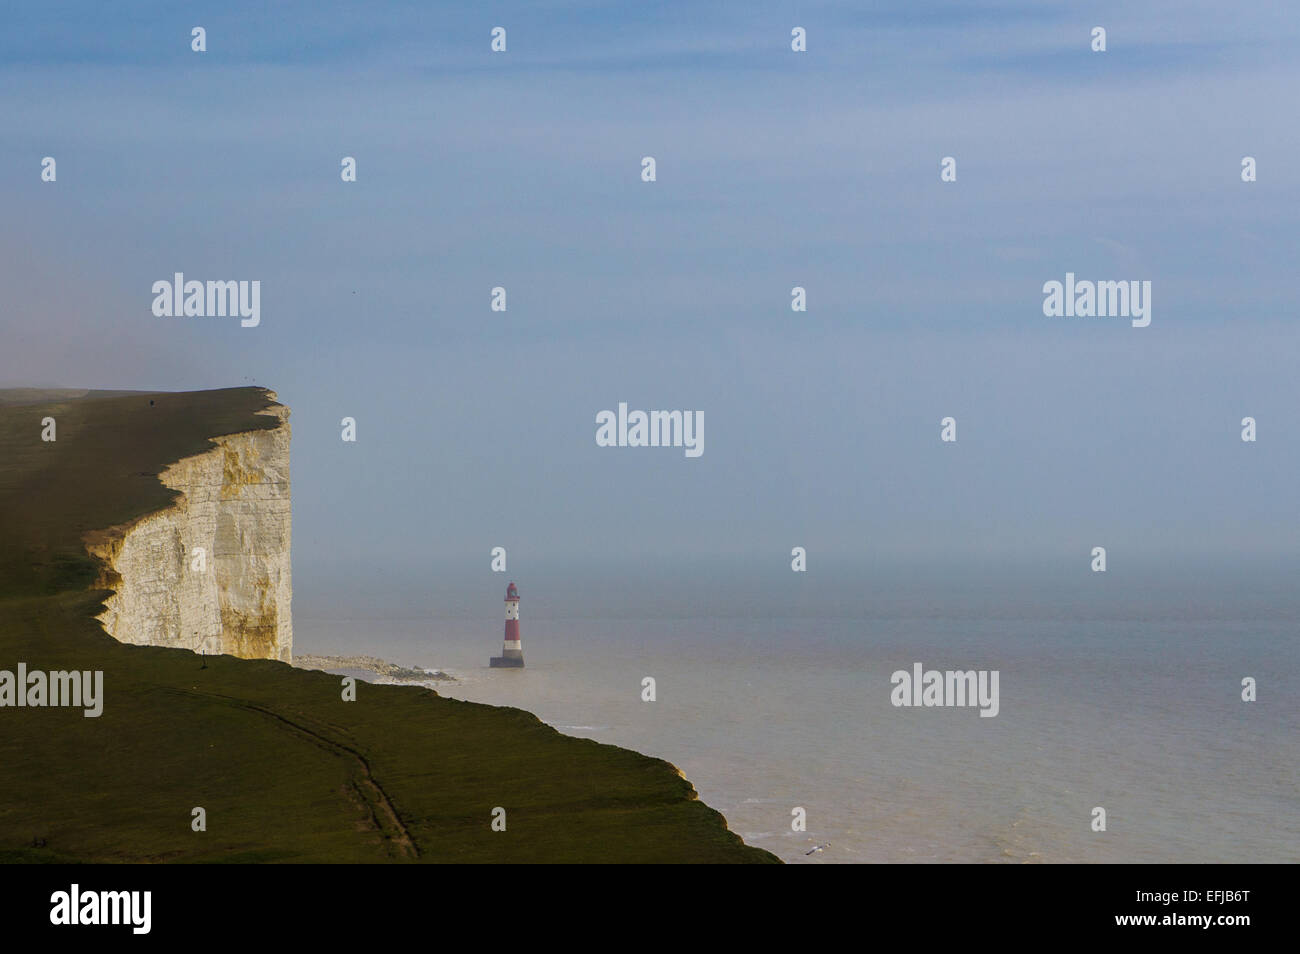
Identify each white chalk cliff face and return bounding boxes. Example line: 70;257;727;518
87;399;292;662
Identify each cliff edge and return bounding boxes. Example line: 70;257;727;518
85;397;292;661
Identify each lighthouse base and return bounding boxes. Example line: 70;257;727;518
490;650;525;668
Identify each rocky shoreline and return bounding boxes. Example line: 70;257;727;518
292;653;456;683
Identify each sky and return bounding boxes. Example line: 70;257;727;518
3;1;1299;608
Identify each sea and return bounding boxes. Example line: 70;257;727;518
294;557;1299;864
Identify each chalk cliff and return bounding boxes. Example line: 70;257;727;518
86;396;292;661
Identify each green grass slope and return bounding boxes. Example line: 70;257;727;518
0;388;779;863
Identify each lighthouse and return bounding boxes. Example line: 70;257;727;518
489;581;524;668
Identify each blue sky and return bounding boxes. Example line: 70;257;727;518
3;1;1299;599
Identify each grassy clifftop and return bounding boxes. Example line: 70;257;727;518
0;387;778;863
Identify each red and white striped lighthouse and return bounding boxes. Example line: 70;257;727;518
490;581;525;668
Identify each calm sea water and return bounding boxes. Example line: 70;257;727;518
295;561;1299;863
